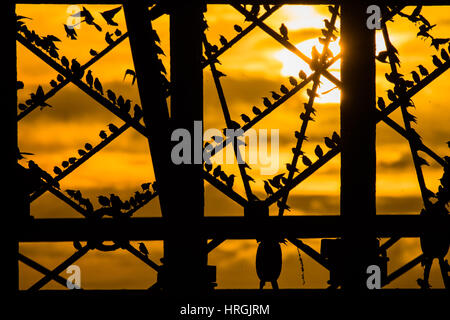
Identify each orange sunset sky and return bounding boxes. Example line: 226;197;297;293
16;4;449;289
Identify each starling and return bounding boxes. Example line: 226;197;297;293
50;79;57;88
241;113;251;123
280;84;289;94
108;123;119;133
324;136;335;149
107;89;117;104
331;131;341;145
219;35;228;46
234;24;242;33
78;149;86;156
277;201;291;211
100;6;122;26
411;71;420;84
314;145;323;158
63;24;77;40
205;162;213;172
123;69;136;85
105;32;114;45
271;91;281;100
99;130;107;139
263;97;272;108
73;240;83;250
299;70;307;80
89;49;98;56
263;180;274;195
68;157;77;164
288;76;298;86
61;56;69;69
114;29;122;37
84;143;93;151
98;195;110;207
213;165;222;178
138;242;149;256
226;174;235;189
252;106;262;115
302;155;312;167
86;70;93;88
377;97;386;110
417;65;429;76
133;104;143;120
280;23;288;40
432;55;443;68
53;166;62;175
61;161;69;168
94;78;103;95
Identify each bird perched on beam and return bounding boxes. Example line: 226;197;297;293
100;6;122;26
139;242;149;257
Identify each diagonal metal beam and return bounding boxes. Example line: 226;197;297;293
28;246;89;291
19;253;69;288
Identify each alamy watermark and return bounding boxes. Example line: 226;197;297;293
66;264;81;289
171;121;279;175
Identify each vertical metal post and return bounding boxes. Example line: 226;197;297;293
6;0;19;294
340;1;377;290
166;1;207;294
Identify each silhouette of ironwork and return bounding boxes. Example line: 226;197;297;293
9;0;450;297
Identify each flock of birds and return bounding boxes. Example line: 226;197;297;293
66;180;157;220
16;6;165;123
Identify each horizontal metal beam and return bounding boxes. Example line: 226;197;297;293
18;215;450;241
14;0;450;5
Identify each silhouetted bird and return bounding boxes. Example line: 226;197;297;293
61;56;69;69
324;136;335;149
271;91;281;100
73;6;102;31
431;37;449;50
219;171;228;183
240;113;251;123
53;166;62;175
376;51;389;63
215;70;226;78
138;242;149;256
18;103;27;111
205;162;213;172
292;147;303;156
105;32;114;45
98;195;110;207
114;29;122;37
314;145;323;158
299;70;307;80
68;157;77;164
78;149;86;156
57;74;64;82
123;69;136;85
268;177;282;189
226;174;235;189
280;23;288;40
306;88;319;98
418;65;429;76
234;24;242;33
107;89;117;104
219;35;228;46
49;79;57;88
100;6;122;26
213;165;222;178
84;143;93;151
89;49;98;56
331;131;341;145
377;97;386;110
432;55;443;67
99;130;107;140
64;24;77;40
288;76;298;86
108;123;119;133
252;106;262;115
61;161;69;168
73;240;83;250
387;89;397;102
411;71;420;84
32;85;53;110
302;155;312;167
249;4;260;18
263;97;272;108
280;84;289;94
94;78;103;95
264;181;274;195
86;70;93;88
